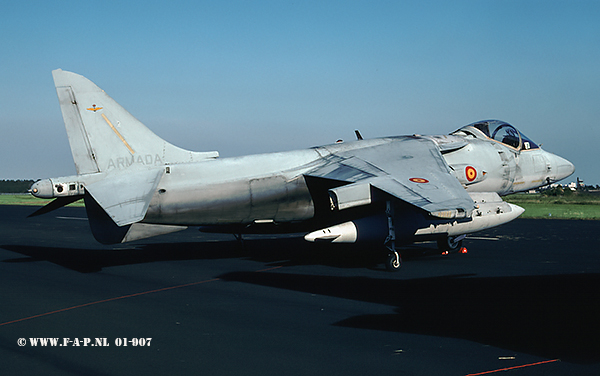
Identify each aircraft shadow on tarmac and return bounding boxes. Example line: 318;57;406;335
0;235;395;273
0;240;243;273
219;270;600;365
3;234;600;364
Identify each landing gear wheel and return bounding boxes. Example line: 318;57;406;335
437;235;463;253
385;251;402;272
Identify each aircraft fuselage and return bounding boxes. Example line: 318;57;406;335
33;130;573;232
30;71;576;256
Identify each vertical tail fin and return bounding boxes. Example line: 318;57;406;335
52;69;218;175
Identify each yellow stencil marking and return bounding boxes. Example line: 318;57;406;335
101;113;135;154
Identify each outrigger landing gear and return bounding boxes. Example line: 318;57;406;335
233;233;243;243
233;233;246;251
385;249;402;271
384;201;402;272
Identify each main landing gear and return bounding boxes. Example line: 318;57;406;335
384;201;402;272
437;234;466;254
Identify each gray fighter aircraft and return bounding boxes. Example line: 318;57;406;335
30;70;575;271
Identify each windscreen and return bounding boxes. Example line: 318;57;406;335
463;120;539;150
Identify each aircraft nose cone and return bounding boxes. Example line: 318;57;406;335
556;155;575;180
548;153;575;182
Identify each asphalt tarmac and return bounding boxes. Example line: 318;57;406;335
1;204;600;375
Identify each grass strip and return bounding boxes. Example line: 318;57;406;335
505;192;600;220
0;194;84;207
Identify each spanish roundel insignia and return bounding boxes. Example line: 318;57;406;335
465;166;477;182
409;177;429;184
87;104;103;112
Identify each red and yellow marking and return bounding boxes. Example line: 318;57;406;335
465;166;477;182
409;177;429;184
86;104;103;112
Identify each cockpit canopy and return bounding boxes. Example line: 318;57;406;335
454;120;539;151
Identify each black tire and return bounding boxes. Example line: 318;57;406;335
437;235;463;252
385;252;402;272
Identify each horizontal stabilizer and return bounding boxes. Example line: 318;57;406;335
85;169;163;227
84;192;186;244
121;223;187;243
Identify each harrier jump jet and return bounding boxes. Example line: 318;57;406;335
30;70;575;271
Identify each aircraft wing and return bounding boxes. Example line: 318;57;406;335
307;136;475;217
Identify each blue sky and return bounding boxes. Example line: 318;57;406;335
1;1;598;184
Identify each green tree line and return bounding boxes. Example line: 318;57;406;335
0;180;35;193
